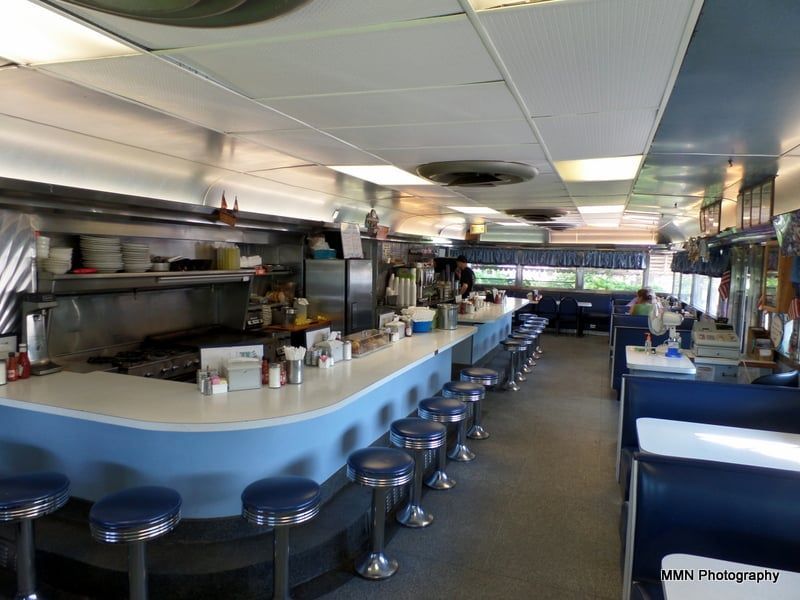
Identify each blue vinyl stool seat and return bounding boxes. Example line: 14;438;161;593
0;472;70;600
242;476;321;600
347;448;414;580
501;339;524;391
90;486;182;600
459;368;499;440
390;418;446;528
442;381;487;444
418;396;467;487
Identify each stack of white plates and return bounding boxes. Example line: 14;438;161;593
121;243;152;273
36;236;50;259
44;247;73;274
80;235;122;273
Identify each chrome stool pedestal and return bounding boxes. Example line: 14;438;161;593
442;381;487;446
0;472;70;600
501;339;524;391
90;486;182;600
390;418;446;528
418;396;467;489
241;476;322;600
347;448;414;579
459;368;499;440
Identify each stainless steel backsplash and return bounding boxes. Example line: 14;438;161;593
0;209;34;335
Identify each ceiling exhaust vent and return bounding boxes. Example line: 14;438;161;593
59;0;312;27
504;208;578;230
416;161;537;187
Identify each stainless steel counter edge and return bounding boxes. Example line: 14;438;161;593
0;327;475;432
457;298;530;324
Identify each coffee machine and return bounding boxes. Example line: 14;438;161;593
21;293;62;375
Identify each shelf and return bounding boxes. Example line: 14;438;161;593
38;270;255;294
253;270;292;277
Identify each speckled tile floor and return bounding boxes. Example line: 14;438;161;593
316;333;621;600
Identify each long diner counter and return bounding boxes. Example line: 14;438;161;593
0;327;474;517
452;297;529;364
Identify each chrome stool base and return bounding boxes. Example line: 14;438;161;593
355;551;399;580
397;503;434;528
467;424;490;440
448;442;476;462
15;594;41;600
504;379;520;392
521;363;533;374
515;371;527;383
425;469;456;490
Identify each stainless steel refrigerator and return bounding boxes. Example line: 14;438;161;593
304;259;374;334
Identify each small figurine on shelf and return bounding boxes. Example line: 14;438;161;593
215;191;239;227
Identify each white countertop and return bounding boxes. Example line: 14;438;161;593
662;554;800;599
457;297;529;324
0;327;474;432
626;346;697;374
637;418;800;472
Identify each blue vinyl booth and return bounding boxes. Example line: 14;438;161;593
617;375;800;498
622;452;800;600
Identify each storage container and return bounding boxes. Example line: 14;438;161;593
313;249;336;259
344;329;391;357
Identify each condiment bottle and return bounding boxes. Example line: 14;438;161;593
17;344;31;379
6;352;18;382
0;358;6;385
261;358;270;385
268;363;281;388
343;340;352;360
644;333;652;351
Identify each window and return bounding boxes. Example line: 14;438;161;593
679;274;692;304
472;264;516;286
707;276;721;318
582;268;643;291
692;275;710;313
646;251;677;294
522;266;576;289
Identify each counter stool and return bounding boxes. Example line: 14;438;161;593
509;337;531;382
417;396;467;488
89;486;182;600
519;323;545;357
501;339;524;391
389;418;446;528
512;331;538;369
347;448;414;579
442;381;487;443
459;368;498;440
242;476;321;600
515;329;540;364
0;472;70;600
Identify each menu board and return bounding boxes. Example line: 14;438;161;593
340;222;363;258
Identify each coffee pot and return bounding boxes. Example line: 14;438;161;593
21;293;62;375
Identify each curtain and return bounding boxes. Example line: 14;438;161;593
671;247;730;277
450;247;646;268
449;247;516;264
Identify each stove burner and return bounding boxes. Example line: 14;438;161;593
87;356;116;365
86;346;201;381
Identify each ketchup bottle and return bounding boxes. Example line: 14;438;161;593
7;352;18;382
17;344;31;379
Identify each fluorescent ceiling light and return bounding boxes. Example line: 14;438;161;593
584;219;622;228
0;0;137;65
577;205;626;214
470;0;564;10
496;222;532;227
555;156;643;182
329;165;433;186
447;206;501;215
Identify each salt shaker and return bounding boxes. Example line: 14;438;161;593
343;340;352;360
268;363;281;388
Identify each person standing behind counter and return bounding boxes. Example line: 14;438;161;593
455;255;475;296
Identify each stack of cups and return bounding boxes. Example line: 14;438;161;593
35;236;50;272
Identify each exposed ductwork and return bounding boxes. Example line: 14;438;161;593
416;161;538;187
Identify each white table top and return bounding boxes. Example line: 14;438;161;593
457;297;529;324
662;554;800;600
637;418;800;472
0;327;474;432
626;346;697;374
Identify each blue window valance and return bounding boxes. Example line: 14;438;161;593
671;247;730;277
450;247;646;269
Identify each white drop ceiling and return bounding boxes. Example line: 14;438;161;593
0;0;753;242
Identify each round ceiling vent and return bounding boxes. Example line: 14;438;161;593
59;0;312;28
416;161;538;187
503;208;578;230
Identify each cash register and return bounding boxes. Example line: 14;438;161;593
691;321;741;359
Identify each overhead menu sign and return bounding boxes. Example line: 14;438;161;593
340;222;364;258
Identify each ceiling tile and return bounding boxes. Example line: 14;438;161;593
479;0;695;115
534;109;656;161
235;129;381;165
165;16;501;99
329;120;536;150
51;0;462;51
39;55;300;134
261;82;522;129
572;196;629;206
373;144;550;172
566;181;633;197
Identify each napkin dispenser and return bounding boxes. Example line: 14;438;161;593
224;358;261;391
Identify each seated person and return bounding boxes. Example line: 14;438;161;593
629;288;654;316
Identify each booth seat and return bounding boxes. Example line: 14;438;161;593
610;320;694;393
617;375;800;497
623;452;800;600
